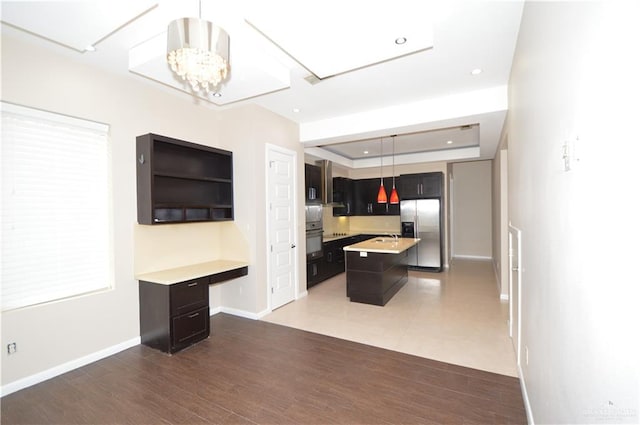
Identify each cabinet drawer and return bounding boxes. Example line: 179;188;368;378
171;306;210;350
170;277;208;316
210;266;248;284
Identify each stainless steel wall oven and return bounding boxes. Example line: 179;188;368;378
305;228;323;260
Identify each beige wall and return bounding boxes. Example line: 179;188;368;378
451;160;493;259
1;34;302;388
508;2;639;423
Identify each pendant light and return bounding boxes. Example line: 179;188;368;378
389;135;400;204
377;138;388;203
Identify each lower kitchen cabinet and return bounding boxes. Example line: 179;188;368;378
307;258;325;288
307;234;377;289
323;240;346;279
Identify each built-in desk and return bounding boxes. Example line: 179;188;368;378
137;260;248;354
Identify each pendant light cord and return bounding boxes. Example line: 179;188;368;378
392;135;396;187
380;138;384;184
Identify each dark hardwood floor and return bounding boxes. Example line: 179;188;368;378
1;314;527;424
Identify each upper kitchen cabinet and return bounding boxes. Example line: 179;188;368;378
354;178;399;216
305;163;322;204
332;177;355;216
136;133;234;224
398;172;443;199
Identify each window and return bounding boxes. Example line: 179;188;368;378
1;102;112;311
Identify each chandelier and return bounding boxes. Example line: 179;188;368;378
167;14;230;94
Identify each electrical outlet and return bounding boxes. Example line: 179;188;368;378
7;342;17;355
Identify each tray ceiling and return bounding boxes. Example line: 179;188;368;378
0;0;524;164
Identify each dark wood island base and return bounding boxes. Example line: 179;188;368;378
345;250;409;306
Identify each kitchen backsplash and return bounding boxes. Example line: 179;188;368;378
322;206;401;235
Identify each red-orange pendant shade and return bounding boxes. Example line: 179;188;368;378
389;186;399;204
377;182;388;203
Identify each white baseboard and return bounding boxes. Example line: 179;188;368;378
518;364;535;425
217;306;270;320
2;298;295;398
211;291;307;320
1;336;141;398
453;254;493;260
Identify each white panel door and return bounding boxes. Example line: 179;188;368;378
268;148;297;310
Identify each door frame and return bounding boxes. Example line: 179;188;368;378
265;143;300;312
508;223;522;366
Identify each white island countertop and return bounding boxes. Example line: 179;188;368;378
135;260;249;285
343;237;420;254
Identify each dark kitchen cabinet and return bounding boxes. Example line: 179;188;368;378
354;178;377;215
322;239;346;279
307;258;325;288
136;133;234;224
332;177;355;216
305;163;322;203
307;234;378;289
398;172;443;199
354;178;400;216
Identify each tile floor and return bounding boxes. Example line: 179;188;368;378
262;258;518;377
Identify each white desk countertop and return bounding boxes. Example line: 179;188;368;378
135;260;249;285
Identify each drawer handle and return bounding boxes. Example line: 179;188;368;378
187;312;200;318
188;282;198;287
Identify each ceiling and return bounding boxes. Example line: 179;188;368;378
0;0;524;168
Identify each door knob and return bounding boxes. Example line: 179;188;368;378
291;244;296;248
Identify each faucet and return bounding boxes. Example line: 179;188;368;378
387;233;399;241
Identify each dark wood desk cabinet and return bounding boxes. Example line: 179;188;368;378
138;261;248;354
139;277;210;354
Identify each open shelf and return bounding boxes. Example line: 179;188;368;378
137;133;234;225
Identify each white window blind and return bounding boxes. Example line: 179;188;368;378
1;102;112;311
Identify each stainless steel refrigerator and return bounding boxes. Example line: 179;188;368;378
400;199;443;271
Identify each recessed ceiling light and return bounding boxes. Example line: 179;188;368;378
471;68;483;75
446;140;453;144
293;108;300;113
84;45;96;52
363;150;369;154
395;37;407;45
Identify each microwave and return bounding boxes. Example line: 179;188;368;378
305;204;323;231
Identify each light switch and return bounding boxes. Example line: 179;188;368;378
562;136;580;172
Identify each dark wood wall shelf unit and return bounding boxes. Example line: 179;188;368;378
137;133;234;225
138;260;248;354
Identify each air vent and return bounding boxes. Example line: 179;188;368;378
304;74;322;85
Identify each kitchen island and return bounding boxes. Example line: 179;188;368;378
343;237;419;306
